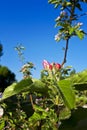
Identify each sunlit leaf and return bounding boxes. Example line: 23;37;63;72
75;30;85;39
0;119;5;130
2;78;33;100
69;70;87;91
58;80;75;109
66;2;71;6
69;27;75;35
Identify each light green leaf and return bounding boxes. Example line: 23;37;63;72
2;78;33;100
69;27;75;35
69;70;87;91
66;2;71;6
58;80;75;109
0;120;5;130
48;0;58;4
75;30;85;39
2;78;48;100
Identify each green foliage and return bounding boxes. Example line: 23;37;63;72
2;67;87;129
29;105;58;130
68;70;87;91
59;107;87;130
2;78;33;100
2;78;49;100
58;80;75;109
48;0;71;9
49;0;86;43
0;65;16;92
75;30;85;39
0;119;5;130
29;80;48;94
15;43;25;63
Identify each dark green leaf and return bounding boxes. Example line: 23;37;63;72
59;107;71;120
0;119;5;130
59;107;87;130
76;3;82;11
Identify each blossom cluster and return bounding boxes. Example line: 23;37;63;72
54;33;62;41
42;60;61;70
20;63;30;73
77;22;83;26
56;11;68;21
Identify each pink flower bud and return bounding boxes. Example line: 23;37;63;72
55;63;61;69
42;60;53;70
49;64;53;70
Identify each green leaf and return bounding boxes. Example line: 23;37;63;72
48;0;58;4
74;83;87;91
76;3;82;11
59;107;71;120
66;2;71;6
58;80;75;109
0;119;5;130
69;70;87;91
69;27;75;35
29;112;42;121
54;3;59;8
34;104;46;112
29;80;48;94
48;0;59;8
75;30;85;39
59;107;87;130
29;105;48;122
2;79;48;100
2;78;33;100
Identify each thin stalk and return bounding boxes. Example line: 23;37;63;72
30;94;34;110
61;38;69;67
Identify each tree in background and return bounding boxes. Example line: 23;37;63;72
0;43;3;60
0;66;16;92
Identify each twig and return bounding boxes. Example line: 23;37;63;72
61;38;69;67
30;94;34;110
77;12;87;18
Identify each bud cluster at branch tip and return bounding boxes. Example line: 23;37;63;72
42;60;61;70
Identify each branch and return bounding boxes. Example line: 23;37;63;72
61;38;69;67
77;12;87;18
66;7;72;14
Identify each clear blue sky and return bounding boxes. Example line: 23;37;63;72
0;0;87;81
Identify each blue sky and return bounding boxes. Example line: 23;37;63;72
0;0;87;81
